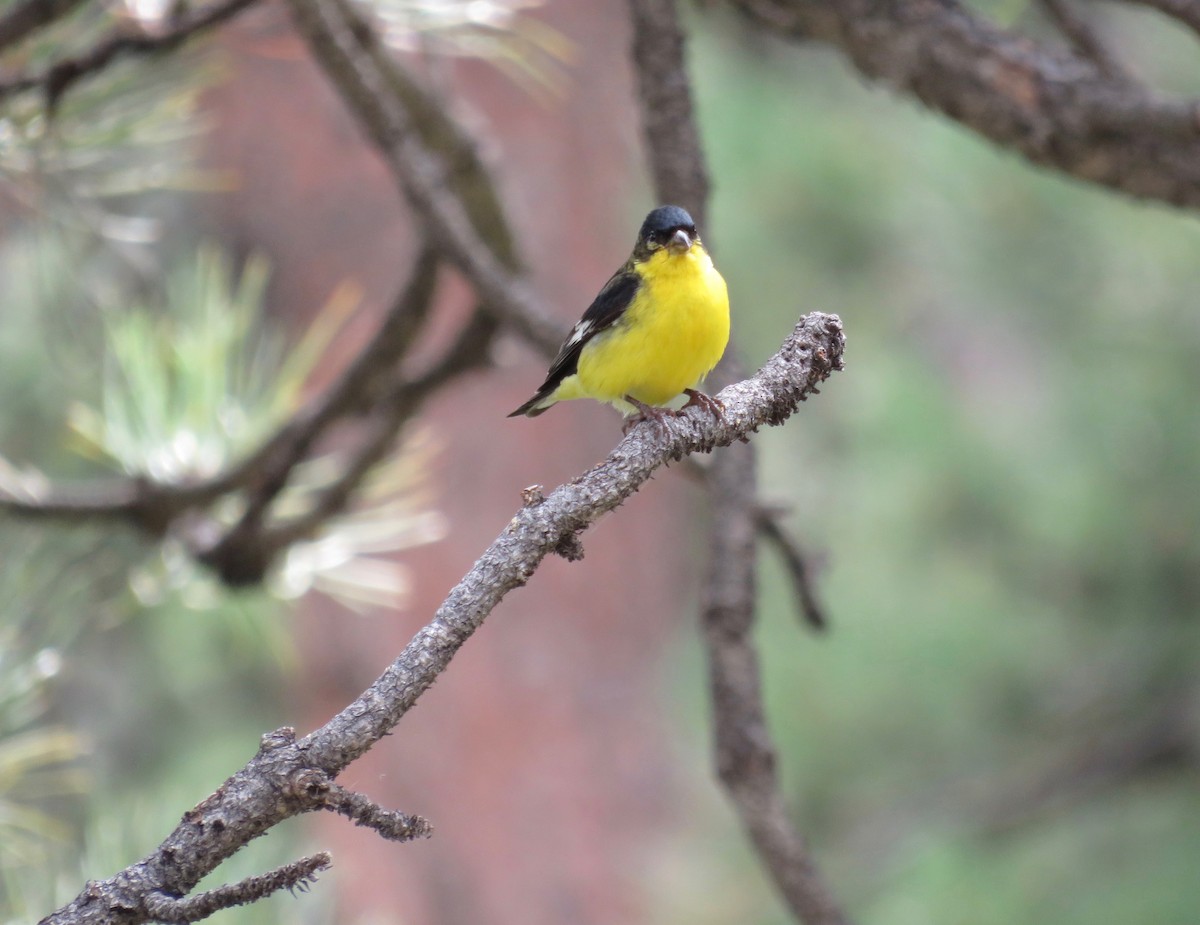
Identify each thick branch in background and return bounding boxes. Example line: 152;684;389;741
706;454;850;925
285;0;563;355
39;314;845;925
731;0;1200;208
629;2;847;923
629;0;711;228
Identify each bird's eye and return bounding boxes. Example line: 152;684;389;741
645;234;662;250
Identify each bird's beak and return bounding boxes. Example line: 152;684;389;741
667;229;692;254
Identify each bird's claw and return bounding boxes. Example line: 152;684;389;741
681;388;724;420
623;396;671;435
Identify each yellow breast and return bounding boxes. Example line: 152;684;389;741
576;244;730;408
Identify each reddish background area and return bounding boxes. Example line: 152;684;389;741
200;3;702;922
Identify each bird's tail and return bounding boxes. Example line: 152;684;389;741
507;391;554;418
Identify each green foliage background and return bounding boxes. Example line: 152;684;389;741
0;2;1197;924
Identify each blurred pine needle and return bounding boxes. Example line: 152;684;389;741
65;244;444;611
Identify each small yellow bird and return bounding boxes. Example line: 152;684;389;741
508;205;730;423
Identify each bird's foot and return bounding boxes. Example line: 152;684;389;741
681;388;724;420
622;396;671;435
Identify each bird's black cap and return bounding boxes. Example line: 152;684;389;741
639;205;696;240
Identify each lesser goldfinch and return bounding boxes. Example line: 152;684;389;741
508;205;730;422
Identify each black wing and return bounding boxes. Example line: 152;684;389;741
508;266;640;417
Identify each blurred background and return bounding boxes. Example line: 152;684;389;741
0;1;1198;923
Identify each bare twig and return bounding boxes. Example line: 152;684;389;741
141;854;331;924
1037;0;1128;78
629;2;848;923
0;0;265;109
755;505;828;631
39;314;845;925
321;782;433;841
730;0;1200;209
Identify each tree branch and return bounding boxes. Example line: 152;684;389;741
319;781;433;842
140;854;331;924
629;0;711;227
0;0;265;110
39;313;845;925
730;0;1200;209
